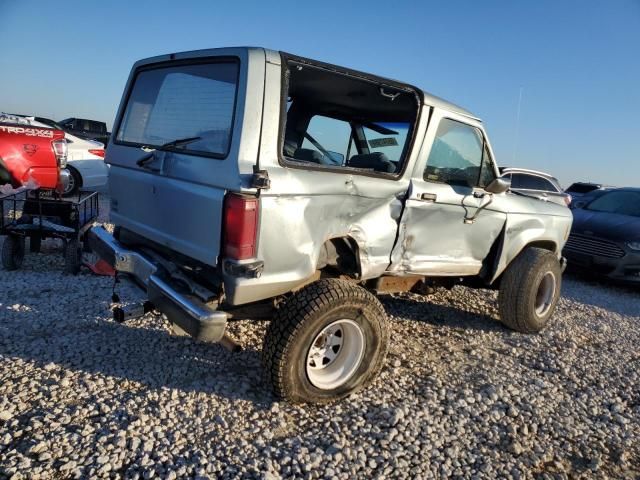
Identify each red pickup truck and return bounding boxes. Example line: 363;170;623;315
0;115;69;192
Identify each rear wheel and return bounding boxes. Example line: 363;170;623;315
62;167;81;197
262;279;389;403
2;235;25;270
498;247;562;333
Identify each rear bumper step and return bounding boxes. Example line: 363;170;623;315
88;226;228;342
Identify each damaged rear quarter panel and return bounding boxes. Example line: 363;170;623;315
223;168;408;305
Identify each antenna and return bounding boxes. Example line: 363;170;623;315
513;86;523;164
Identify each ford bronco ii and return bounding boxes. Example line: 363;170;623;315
89;47;572;403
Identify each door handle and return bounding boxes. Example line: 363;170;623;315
419;193;437;202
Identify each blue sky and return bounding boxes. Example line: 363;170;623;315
1;0;638;187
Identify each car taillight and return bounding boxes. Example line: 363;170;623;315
88;149;105;158
223;194;258;260
52;139;68;168
564;194;572;206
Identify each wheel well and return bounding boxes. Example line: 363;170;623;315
525;240;557;253
486;239;558;289
316;237;361;278
66;164;82;186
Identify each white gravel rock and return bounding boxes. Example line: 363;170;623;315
0;195;639;478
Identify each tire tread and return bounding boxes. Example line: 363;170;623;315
262;278;389;403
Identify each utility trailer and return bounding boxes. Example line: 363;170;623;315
1;188;99;273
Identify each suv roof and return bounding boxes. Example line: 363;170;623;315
131;47;480;121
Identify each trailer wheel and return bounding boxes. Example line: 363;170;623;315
64;239;82;275
498;247;562;333
2;235;25;271
29;235;41;253
262;279;389;404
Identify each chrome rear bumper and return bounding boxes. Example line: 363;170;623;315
88;226;228;342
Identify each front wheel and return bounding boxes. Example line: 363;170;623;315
262;279;389;403
498;247;562;333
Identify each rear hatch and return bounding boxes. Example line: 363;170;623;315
106;48;263;266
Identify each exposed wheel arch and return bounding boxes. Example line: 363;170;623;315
525;240;558;253
484;222;560;286
316;236;362;278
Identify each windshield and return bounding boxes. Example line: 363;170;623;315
586;191;640;217
116;60;239;157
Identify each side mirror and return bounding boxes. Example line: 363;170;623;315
486;176;511;194
571;200;586;209
323;151;345;166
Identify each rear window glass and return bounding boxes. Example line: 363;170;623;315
116;60;239;157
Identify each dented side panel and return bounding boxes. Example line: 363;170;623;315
389;181;506;275
223;170;408;304
489;195;573;282
222;68;429;305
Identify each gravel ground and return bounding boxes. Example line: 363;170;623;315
1;198;639;479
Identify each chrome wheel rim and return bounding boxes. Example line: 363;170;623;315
306;319;365;390
535;271;556;317
63;170;75;195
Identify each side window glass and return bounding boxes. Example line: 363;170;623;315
510;174;525;189
539;178;558;192
297;115;351;166
424;119;483;187
512;174;555;191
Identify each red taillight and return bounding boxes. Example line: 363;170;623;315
223;194;258;260
51;139;68;167
565;194;572;206
88;149;105;158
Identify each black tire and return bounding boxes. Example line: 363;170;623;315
498;247;562;333
29;235;41;253
262;278;389;404
64;239;82;275
1;235;25;271
62;167;82;197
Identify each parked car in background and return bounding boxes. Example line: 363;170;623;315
20;116;108;196
565;182;612;202
564;188;640;284
0;113;69;191
58;117;110;146
500;167;571;206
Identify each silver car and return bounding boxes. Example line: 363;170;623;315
89;47;573;403
500;167;571;207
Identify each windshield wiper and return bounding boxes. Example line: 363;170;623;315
136;136;202;167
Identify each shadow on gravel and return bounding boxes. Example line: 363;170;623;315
0;306;275;408
562;271;640;317
382;295;505;333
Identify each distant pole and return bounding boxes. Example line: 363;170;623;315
513;86;523;164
